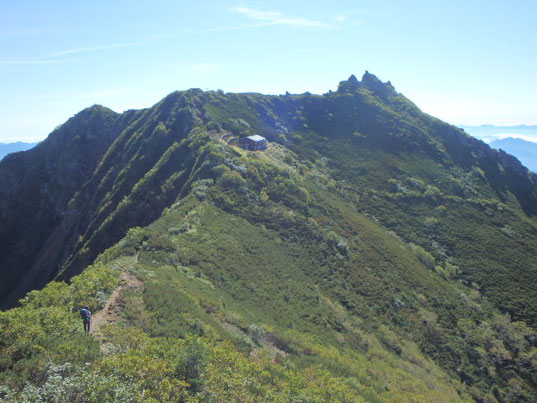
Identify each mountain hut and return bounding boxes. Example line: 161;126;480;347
240;135;267;151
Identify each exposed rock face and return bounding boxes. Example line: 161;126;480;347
337;74;360;93
337;71;396;100
360;71;396;98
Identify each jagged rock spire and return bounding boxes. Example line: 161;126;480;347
336;71;397;98
337;74;360;93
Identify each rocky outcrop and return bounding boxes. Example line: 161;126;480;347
337;72;396;100
337;74;360;93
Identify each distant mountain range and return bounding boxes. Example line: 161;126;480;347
489;137;537;172
461;125;537;173
0;141;38;160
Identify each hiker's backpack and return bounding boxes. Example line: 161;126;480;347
80;308;91;321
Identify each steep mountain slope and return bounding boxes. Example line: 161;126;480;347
0;106;136;306
1;73;537;401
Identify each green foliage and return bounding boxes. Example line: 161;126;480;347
70;264;120;312
97;345;190;402
21;281;72;309
0;363;136;403
0;262;119;390
175;336;209;393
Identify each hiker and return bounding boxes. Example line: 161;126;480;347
80;306;92;333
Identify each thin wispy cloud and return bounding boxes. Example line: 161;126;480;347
2;31;238;67
48;41;143;58
2;7;335;67
1;41;144;66
0;7;341;69
232;6;330;29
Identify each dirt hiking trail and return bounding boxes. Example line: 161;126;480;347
90;270;143;335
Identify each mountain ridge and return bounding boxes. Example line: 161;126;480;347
3;72;537;318
1;73;537;401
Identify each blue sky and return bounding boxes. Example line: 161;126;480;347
1;0;536;142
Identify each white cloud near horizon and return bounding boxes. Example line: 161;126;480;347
232;6;331;29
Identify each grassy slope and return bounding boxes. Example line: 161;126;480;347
292;131;537;325
136;195;471;401
0;197;472;402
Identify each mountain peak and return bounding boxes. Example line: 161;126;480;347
361;71;396;97
361;70;379;83
347;74;359;86
337;71;395;97
336;74;360;93
76;104;117;118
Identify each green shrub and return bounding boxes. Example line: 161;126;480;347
175;336;209;394
70;264;120;312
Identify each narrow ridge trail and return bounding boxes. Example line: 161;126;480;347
90;270;143;335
